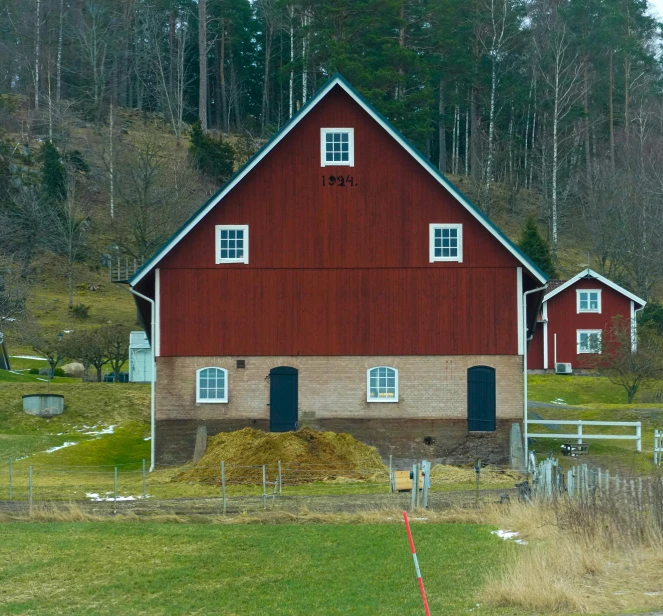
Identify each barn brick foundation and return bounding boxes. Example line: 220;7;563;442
154;355;523;465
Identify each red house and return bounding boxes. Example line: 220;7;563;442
527;268;646;372
129;75;547;464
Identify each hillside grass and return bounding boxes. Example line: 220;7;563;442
0;521;523;616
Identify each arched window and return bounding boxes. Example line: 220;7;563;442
196;367;228;403
367;367;398;402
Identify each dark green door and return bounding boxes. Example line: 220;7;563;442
467;366;496;432
269;366;298;432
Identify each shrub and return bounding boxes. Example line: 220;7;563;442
53;368;66;377
71;303;91;319
28;368;39;375
189;121;235;184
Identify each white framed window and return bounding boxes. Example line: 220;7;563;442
367;366;399;402
429;224;463;263
321;128;354;167
196;367;228;403
577;289;601;313
216;225;248;264
577;330;602;354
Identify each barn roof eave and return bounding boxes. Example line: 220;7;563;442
129;73;548;287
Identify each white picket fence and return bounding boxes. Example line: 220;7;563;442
655;430;663;465
527;419;642;452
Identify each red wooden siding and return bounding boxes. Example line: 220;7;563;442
157;84;532;357
160;268;518;357
527;278;633;369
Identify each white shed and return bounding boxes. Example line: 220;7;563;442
129;331;152;382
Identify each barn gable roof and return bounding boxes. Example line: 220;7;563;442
543;268;646;306
130;74;547;287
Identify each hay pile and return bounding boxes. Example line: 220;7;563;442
176;427;386;485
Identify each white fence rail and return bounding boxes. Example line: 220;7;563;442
655;430;663;465
527;420;642;452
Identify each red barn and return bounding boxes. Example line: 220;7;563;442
129;75;547;464
527;268;646;372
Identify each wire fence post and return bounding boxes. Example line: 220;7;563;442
28;466;33;515
411;464;418;511
262;464;267;510
474;458;481;507
278;460;282;496
114;467;118;514
388;455;393;493
142;459;147;500
8;458;12;501
221;461;226;515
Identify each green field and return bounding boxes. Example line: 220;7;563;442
0;521;524;616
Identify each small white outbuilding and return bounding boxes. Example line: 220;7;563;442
128;331;152;383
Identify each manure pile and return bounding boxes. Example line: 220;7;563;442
177;427;386;485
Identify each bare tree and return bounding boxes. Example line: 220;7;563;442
198;0;207;131
587;316;663;403
102;323;130;382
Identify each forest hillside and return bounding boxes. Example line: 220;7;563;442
2;0;663;344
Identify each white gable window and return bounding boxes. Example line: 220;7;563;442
367;366;398;402
196;367;228;403
577;330;602;354
429;224;463;263
577;290;601;313
321;128;354;167
216;225;248;264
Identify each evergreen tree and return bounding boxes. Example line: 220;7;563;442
189;120;235;184
518;216;556;278
40;142;67;203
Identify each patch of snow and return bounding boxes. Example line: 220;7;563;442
551;398;566;405
412;517;428;521
645;591;661;596
143;436;151;441
491;529;527;545
11;355;47;361
44;441;78;454
86;492;151;501
80;425;115;436
36;378;49;382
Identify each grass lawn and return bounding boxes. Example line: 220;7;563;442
0;522;524;616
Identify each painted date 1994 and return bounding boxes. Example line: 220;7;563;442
322;175;356;187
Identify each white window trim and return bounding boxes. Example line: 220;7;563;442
196;367;229;403
429;223;463;263
366;366;399;403
320;128;355;167
577;330;602;354
576;289;602;313
215;225;249;264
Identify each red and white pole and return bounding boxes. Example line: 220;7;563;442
403;511;432;616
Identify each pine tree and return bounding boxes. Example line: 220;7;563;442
40;142;67;203
518;216;556;278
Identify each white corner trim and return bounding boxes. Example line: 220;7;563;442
196;367;229;404
429;223;463;263
215;225;249;264
542;301;549;370
631;300;637;352
576;288;602;314
320;127;355;167
517;267;524;355
130;76;546;287
154;268;161;358
366;366;399;403
545;268;646;306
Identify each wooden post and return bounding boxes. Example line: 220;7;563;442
114;467;118;514
8;459;12;501
411;464;418;511
278;460;282;496
262;465;267;510
221;461;226;515
636;423;642;452
388;455;393;493
28;466;33;515
142;459;147;500
577;422;583;445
